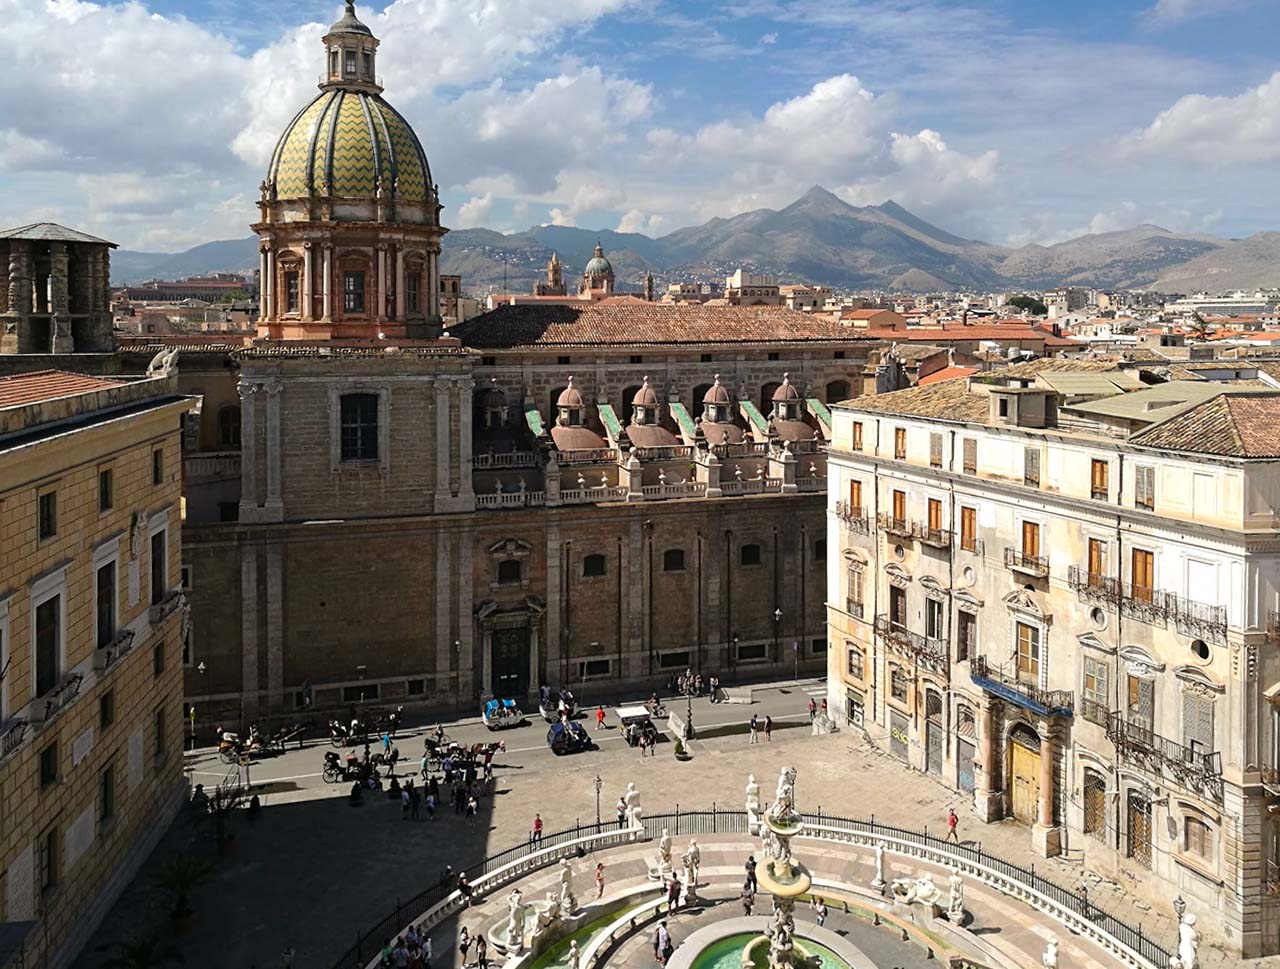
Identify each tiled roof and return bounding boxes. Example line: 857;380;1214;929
918;366;978;386
839;377;990;423
0;222;116;246
452;304;871;348
1130;393;1280;457
0;370;126;408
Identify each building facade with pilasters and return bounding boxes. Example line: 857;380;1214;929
826;359;1280;959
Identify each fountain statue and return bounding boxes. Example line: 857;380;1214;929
567;940;580;969
871;842;886;892
649;827;674;881
687;839;701;881
745;774;762;834
624;782;643;829
501;889;526;954
1177;914;1199;969
681;849;699;904
1042;936;1058;968
947;869;965;923
747;766;812;969
559;857;578;915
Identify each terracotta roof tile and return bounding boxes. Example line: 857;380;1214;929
918;366;978;386
1131;394;1280;457
452;303;871;348
0;370;126;409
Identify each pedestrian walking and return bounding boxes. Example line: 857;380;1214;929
401;786;411;820
425;935;433;968
474;935;488;969
383;731;392;755
749;714;759;744
764;715;773;742
741;880;754;915
425;792;435;820
466;795;478;819
945;807;959;843
814;897;828;927
532;813;544;844
745;854;758;894
807;697;816;722
410;782;421;820
617;796;627;827
459;927;471;968
820;698;828;717
666;876;681;911
654;921;673;965
596;705;606;730
638;732;648;757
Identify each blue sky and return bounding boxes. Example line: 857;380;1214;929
1;0;1277;251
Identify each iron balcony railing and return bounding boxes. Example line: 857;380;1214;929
1268;609;1280;641
0;719;28;763
1269;860;1280;896
845;598;865;619
873;615;949;673
37;673;85;726
833;501;870;535
1004;547;1049;577
1080;697;1110;728
911;522;952;549
1105;712;1223;802
1065;568;1226;642
1261;766;1280;798
958;535;984;556
970;655;1073;717
876;512;912;538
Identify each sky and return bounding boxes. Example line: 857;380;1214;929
2;0;1278;252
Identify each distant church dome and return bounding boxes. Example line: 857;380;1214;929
583;243;614;279
265;2;433;207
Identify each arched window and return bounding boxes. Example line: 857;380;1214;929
621;386;642;425
339;393;379;462
496;560;522;585
825;379;850;402
582;553;607;578
740;543;762;567
662;548;686;572
760;382;782;417
1083;768;1107;839
217;406;241;448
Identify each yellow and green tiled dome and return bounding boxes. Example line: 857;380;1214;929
267;90;432;204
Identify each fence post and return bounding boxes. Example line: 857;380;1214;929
713;803;717;833
675;804;680;835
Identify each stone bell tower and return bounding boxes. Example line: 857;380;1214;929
0;223;117;354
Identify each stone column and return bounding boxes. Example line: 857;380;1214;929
376;246;388;323
434;380;453;511
479;626;492;701
457;378;474;504
50;242;73;352
975;697;1003;822
259;248;269;322
395;247;406;321
265;250;275;320
266;543;283;712
322;245;332;321
528;622;541;704
546;527;562;686
238;383;260;521
264;379;283;522
0;241;15;354
1032;724;1062;857
428;249;440;318
240;545;260;725
458;539;475;704
302;242;314;322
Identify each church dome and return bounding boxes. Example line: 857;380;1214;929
557;376;585;408
584;243;614;278
703;375;732;405
632;376;659;406
267;90;432;204
772;373;802;402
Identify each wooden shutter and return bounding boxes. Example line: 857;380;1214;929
1135;465;1154;510
1024;447;1040;486
961;506;976;548
852;421;863;450
849;479;862;513
1022;521;1040;557
1088;538;1105;581
892;489;906;521
1182;693;1214;752
1091;459;1108;496
1132;548;1154;598
895;428;906;459
929;433;943;468
927;498;942;531
963;438;977;474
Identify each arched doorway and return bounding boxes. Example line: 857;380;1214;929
1126;790;1152;869
924;689;944;775
825;379;850;402
1007;723;1041;825
1083;768;1107;840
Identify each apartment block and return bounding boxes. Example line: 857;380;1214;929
0;367;191;968
825;358;1280;958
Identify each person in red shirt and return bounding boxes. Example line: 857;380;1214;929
532;813;544;844
596;705;606;730
945;807;959;843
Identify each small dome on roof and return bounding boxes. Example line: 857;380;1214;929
772;373;801;402
557;376;584;407
583;242;614;278
328;0;373;36
703;374;732;405
632;376;659;406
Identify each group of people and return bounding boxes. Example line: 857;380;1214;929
668;669;723;702
380;922;433;969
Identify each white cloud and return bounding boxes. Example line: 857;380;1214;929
456;193;495;229
1144;0;1243;25
1121;71;1280;164
0;130;65;172
548;208;575;227
617;208;658;233
570;183;627;217
760;32;778;45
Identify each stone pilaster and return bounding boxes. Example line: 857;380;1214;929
263;379;283;522
975;696;1003;822
435;531;452;695
458;538;475;704
546;524;562;685
258;248;269;323
50;241;73;353
266;544;283;712
0;241;20;354
395;246;406;321
322;245;332;321
240;545;260;725
1032;723;1062;857
433;380;453;512
457;377;474;505
237;382;260;521
302;242;314;322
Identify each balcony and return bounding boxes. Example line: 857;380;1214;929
149;589;185;625
93;629;137;673
873;615;948;673
1269;860;1280;896
29;673;85;727
845;598;865;620
1080;697;1110;727
0;719;28;764
640;481;707;500
721;477;782;496
556;447;618;465
911;523;951;549
1268;609;1280;642
970;655;1073;717
472;451;537;470
184;450;241;481
877;512;912;538
477;489;546;509
1105;712;1223;801
833;501;870;535
1066;568;1226;642
958;536;984;556
1262;766;1280;798
1004;547;1049;578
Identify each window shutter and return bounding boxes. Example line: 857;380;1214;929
1024;447;1040;486
963;438;977;473
930;433;943;467
1136;466;1154;509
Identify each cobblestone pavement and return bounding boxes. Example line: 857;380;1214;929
81;683;1263;968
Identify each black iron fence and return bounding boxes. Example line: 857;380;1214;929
332;807;1172;969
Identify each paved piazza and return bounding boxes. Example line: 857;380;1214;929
82;680;1257;968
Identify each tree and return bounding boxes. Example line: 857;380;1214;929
154;856;215;919
1006;295;1048;315
1188;311;1210;340
100;935;184;969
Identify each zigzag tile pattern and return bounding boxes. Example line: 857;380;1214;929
269;90;432;203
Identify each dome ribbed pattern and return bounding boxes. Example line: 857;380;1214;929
268;90;431;204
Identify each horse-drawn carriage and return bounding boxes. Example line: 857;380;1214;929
218;722;305;763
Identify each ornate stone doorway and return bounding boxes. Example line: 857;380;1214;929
1008;724;1041;826
491;626;530;698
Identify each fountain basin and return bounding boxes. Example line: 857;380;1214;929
666;918;877;969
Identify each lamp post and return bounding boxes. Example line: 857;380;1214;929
454;640;461;717
774;608;782;664
792;640;799;683
195;661;206;750
593;774;603;826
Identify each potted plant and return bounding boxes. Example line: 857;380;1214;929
155;856;215;930
673;738;691;761
101;934;183;969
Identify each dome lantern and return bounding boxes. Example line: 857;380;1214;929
321;1;382;94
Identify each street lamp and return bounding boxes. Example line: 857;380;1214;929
593;774;603;826
792;640;799;683
454;640;461;717
774;608;782;663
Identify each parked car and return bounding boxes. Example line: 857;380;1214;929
546;720;592;755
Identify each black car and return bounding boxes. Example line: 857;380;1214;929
546;720;592;755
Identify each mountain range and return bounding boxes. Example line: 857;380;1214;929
110;186;1280;294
